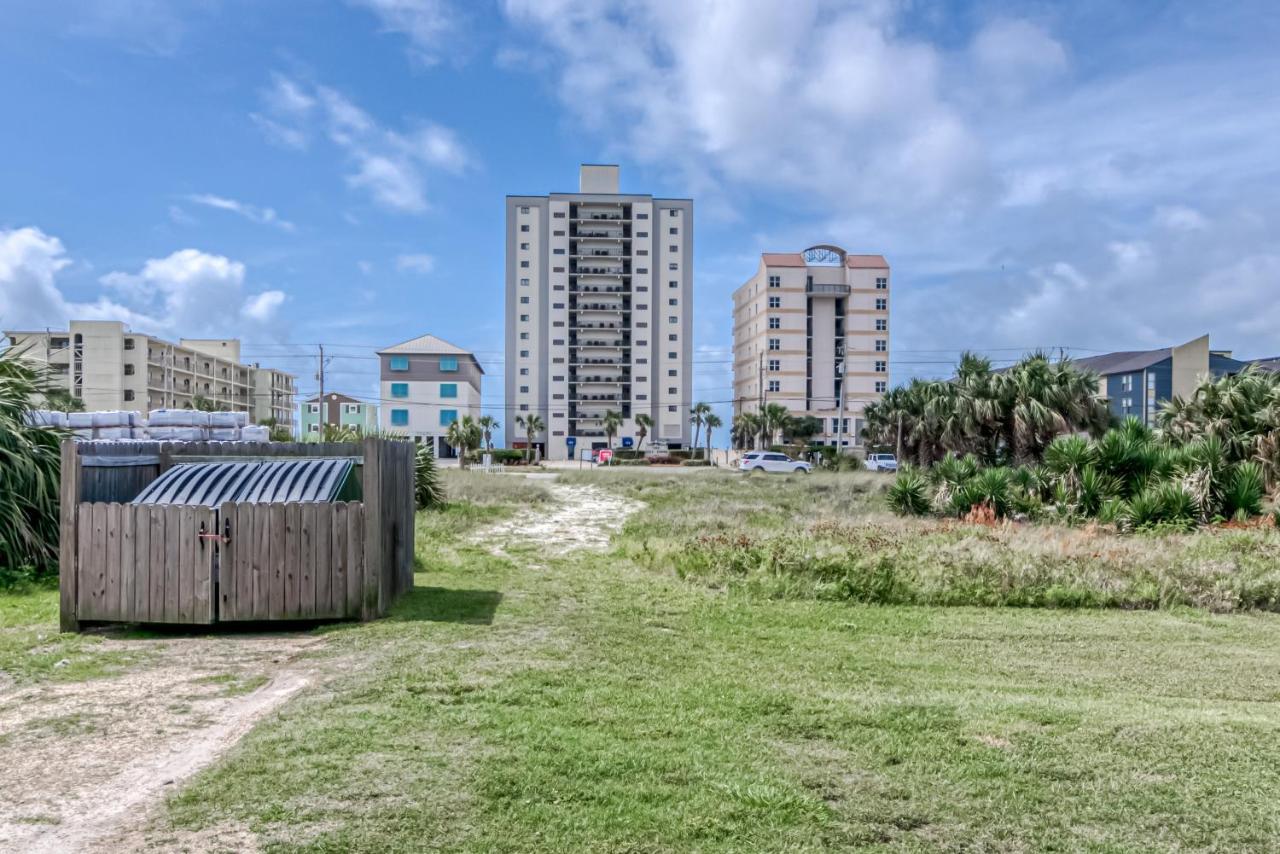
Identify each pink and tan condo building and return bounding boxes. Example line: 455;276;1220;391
732;246;890;448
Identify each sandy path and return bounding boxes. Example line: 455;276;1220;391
475;475;643;561
0;633;322;853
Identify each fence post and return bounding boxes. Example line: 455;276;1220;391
361;436;382;620
59;437;80;632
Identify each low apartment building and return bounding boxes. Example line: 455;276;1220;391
301;392;379;436
377;334;483;457
1072;335;1245;426
4;320;295;424
732;246;890;448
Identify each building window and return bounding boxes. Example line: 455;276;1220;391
440;409;458;426
520;242;529;250
520;261;529;268
521;386;530;393
875;340;887;352
520;349;529;357
669;227;678;235
668;262;678;270
123;389;135;401
768;296;781;308
669;245;678;252
390;356;409;372
520;296;530;304
668;316;677;324
875;381;887;393
767;380;780;393
520;314;530;322
1121;374;1134;392
669;280;678;289
123;364;135;376
636;267;648;274
520;332;529;340
768;317;780;330
553;211;564;218
520;205;530;213
520;224;530;232
767;359;780;371
637;249;649;256
768;275;780;288
553;248;565;255
440;383;457;398
875;277;887;289
668;334;678;342
875;360;887;373
520;367;529;376
520;277;529;286
554;266;565;272
309;403;320;413
768;338;781;351
668;387;677;394
637;231;649;238
440;356;459;372
876;318;887;331
637;212;649;219
390;382;409;398
669;298;678;306
668;369;678;377
123;338;135;350
391;409;409;427
875;298;887;311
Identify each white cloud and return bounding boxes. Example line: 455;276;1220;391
970;18;1068;101
185;194;296;232
1155;205;1209;232
252;74;472;213
349;0;458;64
241;290;286;323
0;227;291;344
168;204;195;226
395;253;435;274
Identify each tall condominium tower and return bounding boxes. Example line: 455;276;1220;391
505;164;693;460
731;245;890;448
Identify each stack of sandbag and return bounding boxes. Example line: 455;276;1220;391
240;424;271;442
24;410;68;428
146;409;209;441
207;410;249;440
68;411;97;440
92;410;141;440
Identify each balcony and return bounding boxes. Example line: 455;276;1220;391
807;283;851;297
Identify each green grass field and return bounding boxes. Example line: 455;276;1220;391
6;469;1280;850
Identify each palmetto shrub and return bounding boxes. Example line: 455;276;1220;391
949;468;1012;518
1122;484;1196;533
415;442;445;509
1224;461;1266;522
0;349;63;582
886;468;931;516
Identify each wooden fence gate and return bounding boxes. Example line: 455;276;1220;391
218;502;366;621
76;503;217;624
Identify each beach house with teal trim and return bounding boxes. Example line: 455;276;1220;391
377;334;483;458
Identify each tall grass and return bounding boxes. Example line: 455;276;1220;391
0;349;63;583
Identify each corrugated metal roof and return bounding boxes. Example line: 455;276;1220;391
377;333;472;355
133;458;355;506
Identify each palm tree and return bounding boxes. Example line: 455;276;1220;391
445;415;482;466
478;415;498;450
634;413;653;450
602;409;623;456
689;402;712;458
514;413;545;462
759;403;792;447
732;412;761;450
703;412;722;461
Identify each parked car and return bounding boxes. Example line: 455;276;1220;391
863;453;898;472
739;451;812;474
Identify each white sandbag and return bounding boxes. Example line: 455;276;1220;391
95;426;133;440
91;410;136;428
73;428;95;440
68;412;95;428
25;410;66;428
240;425;270;442
208;427;240;441
148;409;191;427
147;426;206;441
208;411;241;428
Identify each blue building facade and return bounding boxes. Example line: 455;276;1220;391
1076;338;1246;426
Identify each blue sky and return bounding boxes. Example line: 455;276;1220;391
3;1;1279;443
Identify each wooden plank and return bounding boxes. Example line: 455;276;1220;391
194;507;214;623
119;504;135;621
269;503;286;620
103;503;121;621
149;505;165;621
347;503;363;618
133;504;150;621
76;504;93;619
229;502;251;622
362;438;382;620
164;505;181;621
178;506;195;623
300;502;316;618
254;503;270;620
331;503;347;618
217;502;235;621
284;503;301;619
314;504;332;618
59;439;81;631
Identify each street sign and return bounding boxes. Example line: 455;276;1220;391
621;437;634;448
597;448;614;465
566;436;577;449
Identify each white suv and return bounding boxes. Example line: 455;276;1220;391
739;451;812;474
864;453;898;472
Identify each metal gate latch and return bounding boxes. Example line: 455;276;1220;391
197;519;232;549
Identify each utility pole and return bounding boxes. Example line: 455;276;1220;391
757;352;765;450
317;344;325;430
895;411;904;463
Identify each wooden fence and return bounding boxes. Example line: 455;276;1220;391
60;437;413;630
